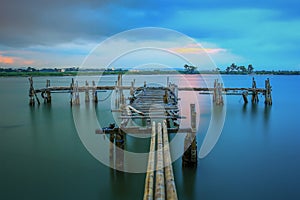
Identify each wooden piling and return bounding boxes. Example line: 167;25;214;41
70;78;74;105
242;91;248;104
28;77;40;106
92;81;98;103
251;77;259;103
44;80;51;104
109;132;115;168
264;78;272;105
115;129;125;171
182;104;197;167
85;81;90;102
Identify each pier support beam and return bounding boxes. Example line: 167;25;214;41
242;91;248;104
92;81;98;103
213;79;224;105
264;78;272;105
85;81;90;102
182;104;197;167
251;77;259;103
72;81;80;105
115;129;125;171
28;77;40;106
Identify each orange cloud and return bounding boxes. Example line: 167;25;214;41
0;55;15;64
169;47;226;55
0;53;35;65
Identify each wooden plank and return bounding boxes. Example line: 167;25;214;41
162;120;178;200
143;121;156;200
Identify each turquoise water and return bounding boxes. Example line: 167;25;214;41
0;75;299;199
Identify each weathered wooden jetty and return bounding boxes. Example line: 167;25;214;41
28;74;272;200
28;75;272;106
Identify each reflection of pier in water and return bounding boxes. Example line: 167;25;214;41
27;74;272;200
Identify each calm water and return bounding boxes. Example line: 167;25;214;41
0;75;300;200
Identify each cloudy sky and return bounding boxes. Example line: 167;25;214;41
0;0;299;70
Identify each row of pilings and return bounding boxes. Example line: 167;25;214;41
213;77;272;105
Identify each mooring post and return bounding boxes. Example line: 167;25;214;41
213;79;217;103
216;83;224;105
45;80;51;104
85;81;90;102
28;77;40;106
264;78;272;105
72;81;80;105
130;81;135;96
109;132;115;169
182;104;197;167
70;78;74;105
251;77;259;103
242;91;248;104
115;129;125;171
92;81;98;103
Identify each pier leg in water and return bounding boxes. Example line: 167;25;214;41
115;129;125;171
109;132;115;169
264;78;272;105
45;80;51;104
92;81;98;103
242;91;248;104
28;77;40;106
251;77;259;103
70;78;74;106
182;104;197;167
85;81;90;102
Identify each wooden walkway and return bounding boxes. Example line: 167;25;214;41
28;75;272;106
27;74;272;199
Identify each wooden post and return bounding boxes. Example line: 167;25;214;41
143;121;156;200
251;77;259;103
242;91;248;104
70;78;74;105
115;129;125;171
73;81;80;105
28;77;40;106
162;120;178;200
44;80;51;104
109;132;115;169
92;81;98;103
264;78;272;105
213;79;217;103
182;104;197;167
155;122;165;200
130;81;134;96
85;81;90;102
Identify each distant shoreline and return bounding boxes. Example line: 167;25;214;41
0;70;300;77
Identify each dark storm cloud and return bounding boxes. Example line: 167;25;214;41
0;0;299;47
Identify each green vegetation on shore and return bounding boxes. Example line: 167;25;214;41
1;64;300;77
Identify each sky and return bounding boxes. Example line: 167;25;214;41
0;0;299;70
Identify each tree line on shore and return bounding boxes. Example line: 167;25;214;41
1;64;300;76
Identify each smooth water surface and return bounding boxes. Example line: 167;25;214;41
0;75;299;200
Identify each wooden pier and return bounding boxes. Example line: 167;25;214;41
28;75;272;106
28;74;272;199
